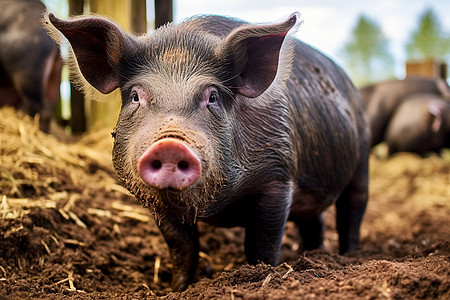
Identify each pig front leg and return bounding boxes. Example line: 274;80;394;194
244;182;292;266
157;220;199;291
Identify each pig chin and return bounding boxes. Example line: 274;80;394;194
131;175;222;224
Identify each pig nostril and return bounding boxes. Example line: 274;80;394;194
151;160;162;170
178;160;189;170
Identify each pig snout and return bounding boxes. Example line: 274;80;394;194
138;138;202;190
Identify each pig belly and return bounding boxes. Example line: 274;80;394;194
289;185;338;219
0;86;21;108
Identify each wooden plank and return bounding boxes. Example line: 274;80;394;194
68;0;86;133
86;0;132;130
84;0;148;131
155;0;173;28
406;59;447;80
68;0;83;15
132;0;147;33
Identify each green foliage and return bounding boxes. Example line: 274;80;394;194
341;14;395;87
406;8;450;61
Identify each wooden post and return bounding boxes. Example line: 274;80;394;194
405;59;447;80
132;0;147;33
68;0;83;16
68;0;86;133
86;0;146;130
155;0;173;28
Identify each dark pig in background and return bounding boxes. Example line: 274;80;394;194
359;77;450;147
46;12;370;291
0;0;61;132
385;93;450;156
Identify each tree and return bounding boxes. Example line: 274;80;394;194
341;14;395;87
406;8;450;61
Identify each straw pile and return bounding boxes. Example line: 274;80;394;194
0;107;163;294
0;106;145;224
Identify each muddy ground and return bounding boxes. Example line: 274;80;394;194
0;107;449;299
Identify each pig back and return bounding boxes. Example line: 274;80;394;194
188;15;367;199
286;41;367;198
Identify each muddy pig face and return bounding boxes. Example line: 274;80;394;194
46;13;297;223
112;39;233;222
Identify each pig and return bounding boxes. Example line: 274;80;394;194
46;12;370;291
0;0;62;132
384;93;450;156
359;77;450;147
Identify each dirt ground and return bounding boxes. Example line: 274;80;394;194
0;107;449;299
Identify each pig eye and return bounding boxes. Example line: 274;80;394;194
201;86;221;116
209;92;218;104
132;92;139;103
204;86;219;105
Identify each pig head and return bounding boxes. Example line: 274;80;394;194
46;12;369;291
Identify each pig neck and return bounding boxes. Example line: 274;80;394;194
229;97;294;191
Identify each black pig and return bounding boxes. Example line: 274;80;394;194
359;77;450;147
46;12;370;291
385;93;450;156
0;0;61;132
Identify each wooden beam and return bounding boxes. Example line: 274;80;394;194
155;0;173;28
132;0;147;33
68;0;147;131
86;0;134;130
406;59;447;80
68;0;86;133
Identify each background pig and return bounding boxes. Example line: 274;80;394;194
0;0;61;132
385;93;450;156
359;77;450;147
47;12;370;291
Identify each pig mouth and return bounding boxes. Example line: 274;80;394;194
133;163;224;223
134;184;215;224
125;164;223;223
132;136;223;223
157;188;200;216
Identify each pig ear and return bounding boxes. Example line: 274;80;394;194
220;13;299;98
47;13;129;94
429;101;444;133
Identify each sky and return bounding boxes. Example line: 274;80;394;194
43;0;450;79
171;0;450;78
